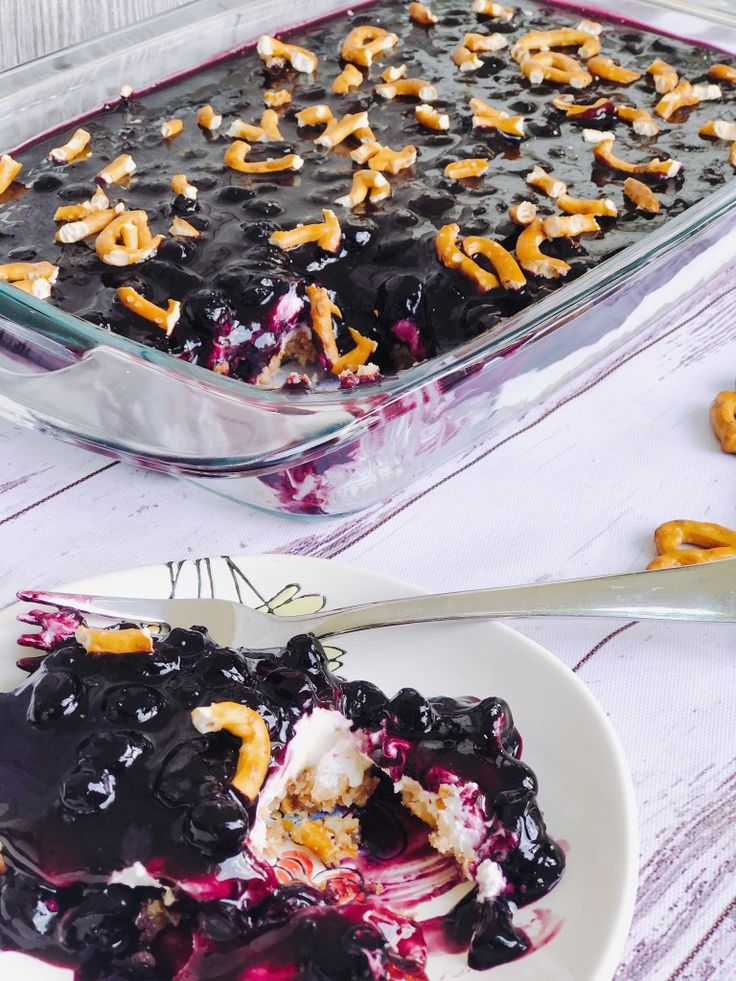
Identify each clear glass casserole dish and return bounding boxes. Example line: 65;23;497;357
0;0;735;516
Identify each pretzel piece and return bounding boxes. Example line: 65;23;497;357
269;209;342;253
49;128;91;163
465;32;508;53
375;78;438;102
415;104;449;131
223;141;303;173
692;83;724;102
315;111;373;149
0;154;22;195
191;702;271;800
170;216;201;238
257;35;318;74
350;142;381;165
709;64;736;84
647;58;678;94
462;235;527;290
333;64;364;94
227;119;267;142
593;137;682;177
95;210;164;266
587;55;640;84
341;25;398;67
367;145;417;174
623;177;660;213
264;89;292;108
76;625;154;655
656;80;721;120
655;80;699;120
259;109;283;141
117;286;181;335
472;1;514;21
382;64;407;83
332;328;378;374
171;173;198;199
551;95;614;120
335;170;391;208
296;105;334;128
445;158;489;180
55;207;123;244
617;105;660;137
197;104;222;130
521;52;592;89
161;118;184;138
576;18;602;36
436;223;499;292
526;164;566;198
542;214;600;238
557;194;617;217
305;284;340;364
57;191;107;219
700;119;736;142
409;2;438;24
710;391;736;452
13;278;51;299
453;46;482;72
0;261;58;284
508;200;537;225
647;520;736;569
97;154;136;185
515;219;570;278
511;28;600;63
471;98;525;136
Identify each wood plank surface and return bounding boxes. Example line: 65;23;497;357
0;0;189;72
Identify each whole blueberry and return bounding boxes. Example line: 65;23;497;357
77;731;152;772
61;766;117;816
61;886;140;955
103;684;166;725
184;794;249;856
342;680;388;726
27;670;85;725
386;688;437;737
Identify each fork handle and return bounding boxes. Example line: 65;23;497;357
304;561;736;638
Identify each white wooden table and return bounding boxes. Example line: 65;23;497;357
1;261;735;979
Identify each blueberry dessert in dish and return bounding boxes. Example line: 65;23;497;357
0;1;735;390
0;620;563;979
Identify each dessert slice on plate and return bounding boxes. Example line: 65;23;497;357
0;621;564;978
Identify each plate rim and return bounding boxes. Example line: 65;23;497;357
1;552;639;981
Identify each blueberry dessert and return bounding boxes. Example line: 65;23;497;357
2;3;731;390
0;620;563;978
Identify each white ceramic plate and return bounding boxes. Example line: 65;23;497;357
0;554;637;981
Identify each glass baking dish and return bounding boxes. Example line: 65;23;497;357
0;0;735;516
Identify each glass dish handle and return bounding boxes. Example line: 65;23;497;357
0;314;354;474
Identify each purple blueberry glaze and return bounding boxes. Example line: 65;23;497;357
0;628;563;978
1;0;731;389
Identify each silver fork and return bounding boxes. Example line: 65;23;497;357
16;560;736;650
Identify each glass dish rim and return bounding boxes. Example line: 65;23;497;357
1;0;736;415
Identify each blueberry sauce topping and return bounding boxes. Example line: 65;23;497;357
2;1;733;388
0;628;563;977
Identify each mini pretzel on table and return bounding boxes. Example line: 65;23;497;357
647;521;736;569
710;390;736;453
